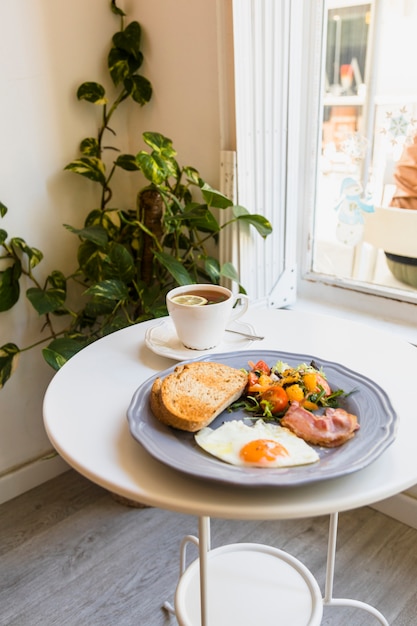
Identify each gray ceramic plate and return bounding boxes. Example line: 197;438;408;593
127;350;398;486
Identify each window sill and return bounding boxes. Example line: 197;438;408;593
288;296;417;346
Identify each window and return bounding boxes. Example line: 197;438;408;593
228;0;417;329
304;0;417;308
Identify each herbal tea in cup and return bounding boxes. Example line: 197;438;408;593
166;284;249;350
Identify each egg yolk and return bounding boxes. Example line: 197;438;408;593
239;438;289;465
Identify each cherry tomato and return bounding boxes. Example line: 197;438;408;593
260;385;289;414
249;360;271;375
247;371;258;385
247;371;260;392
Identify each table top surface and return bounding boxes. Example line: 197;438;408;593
43;307;417;521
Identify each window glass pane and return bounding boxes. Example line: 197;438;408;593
311;0;417;303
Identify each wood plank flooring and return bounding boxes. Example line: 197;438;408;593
1;470;416;625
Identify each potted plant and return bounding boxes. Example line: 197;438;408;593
0;0;272;388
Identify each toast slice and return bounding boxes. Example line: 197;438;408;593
150;361;248;432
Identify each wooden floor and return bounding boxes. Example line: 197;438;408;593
1;470;417;626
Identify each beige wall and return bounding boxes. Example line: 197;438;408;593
0;0;228;497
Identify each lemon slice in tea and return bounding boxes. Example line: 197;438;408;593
171;295;208;306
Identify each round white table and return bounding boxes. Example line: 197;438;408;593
43;307;417;625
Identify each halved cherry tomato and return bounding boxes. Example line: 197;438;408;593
260;384;289;414
249;360;271;375
247;371;259;387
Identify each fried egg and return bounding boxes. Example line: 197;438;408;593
194;419;319;468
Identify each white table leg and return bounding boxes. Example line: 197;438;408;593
323;511;338;604
198;516;211;626
324;512;389;625
163;517;211;621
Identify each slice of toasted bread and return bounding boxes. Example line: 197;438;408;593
150;361;248;432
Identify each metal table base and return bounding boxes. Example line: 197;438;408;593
164;513;389;626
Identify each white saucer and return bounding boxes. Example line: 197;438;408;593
145;318;259;361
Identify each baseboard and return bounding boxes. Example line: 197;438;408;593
0;454;70;505
371;492;417;530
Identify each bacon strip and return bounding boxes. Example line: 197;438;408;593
281;402;359;448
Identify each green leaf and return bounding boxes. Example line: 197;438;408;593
64;157;106;185
0;202;7;218
47;270;67;297
182;204;220;233
142;132;176;158
108;22;145;86
153;250;193;285
42;338;86;371
26;288;65;315
234;210;273;238
204;256;221;282
183;166;201;185
220;261;240;282
108;47;142;86
84;299;115;317
80;137;100;157
64;224;109;246
108;48;127;86
200;183;233;209
106;243;135;282
0;263;21;311
111;0;126;17
84;209;122;239
115;153;140;171
0;343;20;388
113;21;142;58
85;279;129;301
26;272;66;315
232;205;249;217
77;240;108;282
0;229;7;245
136;151;171;185
77;82;107;105
124;75;152;105
11;238;43;269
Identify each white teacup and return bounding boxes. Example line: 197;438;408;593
166;284;249;350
